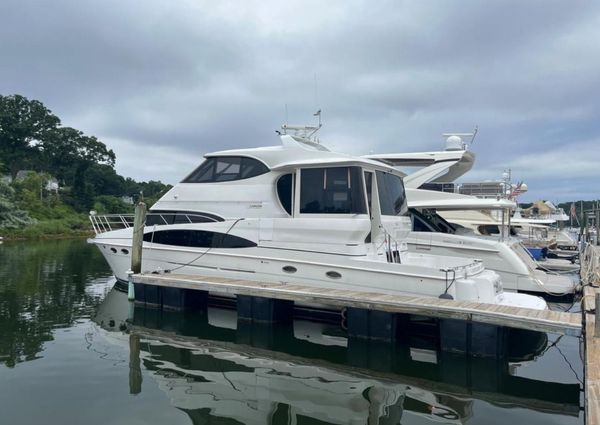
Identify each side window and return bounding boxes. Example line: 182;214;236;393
182;157;269;183
276;173;294;215
143;230;256;248
145;211;223;225
300;167;367;214
411;213;433;232
214;157;241;181
376;171;407;216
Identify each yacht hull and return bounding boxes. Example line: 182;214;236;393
89;235;547;310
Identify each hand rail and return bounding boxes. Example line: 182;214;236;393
89;212;218;235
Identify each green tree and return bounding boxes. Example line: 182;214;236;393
0;94;60;179
0;179;35;229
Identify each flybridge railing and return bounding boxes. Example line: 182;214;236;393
89;212;218;235
89;214;135;234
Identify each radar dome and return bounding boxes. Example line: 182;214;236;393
445;135;463;151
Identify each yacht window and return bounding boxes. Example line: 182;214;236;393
276;173;294;215
143;229;256;248
410;211;435;232
478;225;500;235
182;156;269;183
299;167;366;214
145;211;223;225
376;171;407;216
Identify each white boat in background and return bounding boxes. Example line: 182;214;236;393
365;133;578;293
89;128;545;309
404;189;577;295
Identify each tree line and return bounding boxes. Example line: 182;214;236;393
0;94;171;234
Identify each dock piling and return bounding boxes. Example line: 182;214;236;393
130;201;147;275
596;292;600;337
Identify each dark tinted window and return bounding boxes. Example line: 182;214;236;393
276;173;294;215
300;167;366;214
478;225;500;235
143;229;256;248
409;208;455;233
182;156;269;183
376;171;407;216
411;212;434;232
145;211;223;226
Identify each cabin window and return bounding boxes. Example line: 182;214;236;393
299;167;367;214
410;208;456;233
375;171;407;216
145;211;223;225
410;211;435;232
143;229;256;248
182;156;269;183
276;173;294;215
478;225;500;235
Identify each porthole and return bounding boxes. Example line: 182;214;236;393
110;247;117;253
326;271;342;279
282;265;297;274
121;249;129;255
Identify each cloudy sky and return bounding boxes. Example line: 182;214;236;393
1;0;599;202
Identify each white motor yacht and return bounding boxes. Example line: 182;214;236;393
405;189;577;295
89;133;545;309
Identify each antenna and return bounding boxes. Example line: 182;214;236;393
314;73;319;111
285;103;288;126
470;125;478;144
442;126;478;150
281;109;323;141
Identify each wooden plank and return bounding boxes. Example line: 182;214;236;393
132;273;582;336
585;285;600;425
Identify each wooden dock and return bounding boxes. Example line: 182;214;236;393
131;272;600;423
132;273;582;336
584;285;600;425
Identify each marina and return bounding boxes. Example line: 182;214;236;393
81;128;600;424
4;1;600;424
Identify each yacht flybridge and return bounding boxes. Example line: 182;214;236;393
89;133;545;309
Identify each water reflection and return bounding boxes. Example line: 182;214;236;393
95;288;582;425
0;239;111;367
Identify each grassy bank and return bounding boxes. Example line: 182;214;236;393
1;216;93;240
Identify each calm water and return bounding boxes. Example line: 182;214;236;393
0;239;584;425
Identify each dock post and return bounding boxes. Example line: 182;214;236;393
128;201;146;305
128;334;142;395
127;270;135;301
596;293;600;337
596;210;600;246
131;201;147;274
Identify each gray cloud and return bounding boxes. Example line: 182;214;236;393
1;0;599;202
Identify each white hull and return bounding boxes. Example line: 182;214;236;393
406;232;577;295
92;236;509;304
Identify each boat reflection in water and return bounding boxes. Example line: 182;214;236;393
94;288;581;425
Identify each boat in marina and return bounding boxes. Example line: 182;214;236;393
404;188;578;295
88;130;545;309
367;134;580;280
